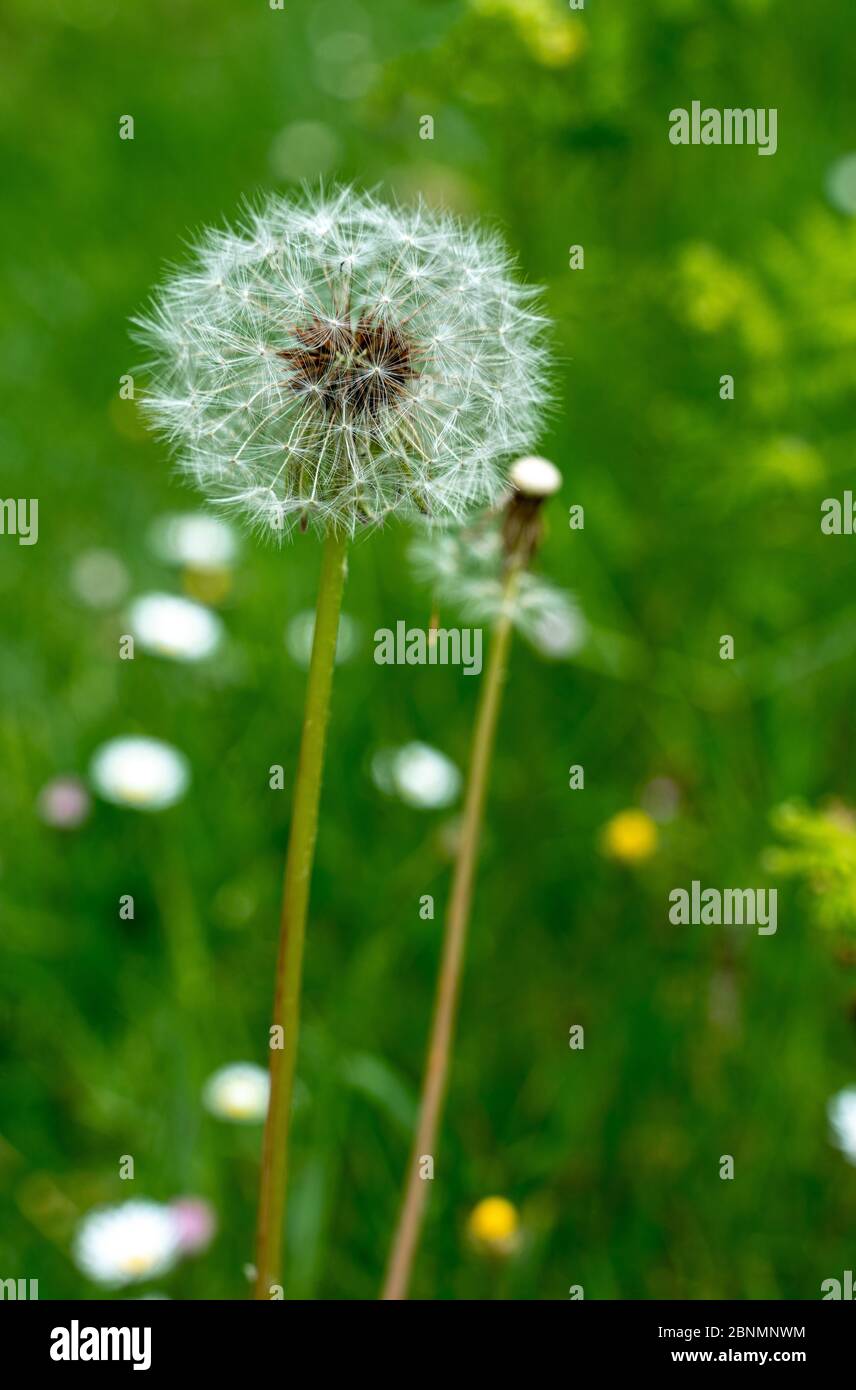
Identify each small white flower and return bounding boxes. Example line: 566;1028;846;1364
286;609;359;667
137;186;549;539
73;1200;180;1287
828;1086;856;1164
372;741;462;809
127;592;224;662
70;549;130;608
203;1063;270;1123
89;736;190;811
148;511;239;571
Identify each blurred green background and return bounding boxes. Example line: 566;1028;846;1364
2;0;856;1300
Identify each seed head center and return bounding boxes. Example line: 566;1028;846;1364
278;315;417;420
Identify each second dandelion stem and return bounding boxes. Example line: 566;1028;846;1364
254;526;348;1299
381;561;521;1301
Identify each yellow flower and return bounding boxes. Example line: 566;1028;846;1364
602;809;658;864
467;1196;520;1254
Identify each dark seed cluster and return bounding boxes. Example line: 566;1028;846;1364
278;316;417;421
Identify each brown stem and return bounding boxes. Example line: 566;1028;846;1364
381;564;521;1300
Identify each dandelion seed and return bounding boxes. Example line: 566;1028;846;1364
89;736;190;812
127;592;224;662
137;187;548;540
73;1200;180;1288
203;1063;270;1123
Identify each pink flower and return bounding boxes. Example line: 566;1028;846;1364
169;1197;216;1255
37;776;91;830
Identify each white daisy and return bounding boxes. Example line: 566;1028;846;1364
89;736;190;812
148;511;239;571
828;1086;856;1164
203;1063;270;1123
372;741;462;810
73;1200;180;1288
127;592;224;662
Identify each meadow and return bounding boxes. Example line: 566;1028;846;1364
1;0;855;1300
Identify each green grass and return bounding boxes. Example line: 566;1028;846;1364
1;0;855;1299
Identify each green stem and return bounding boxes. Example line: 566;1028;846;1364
254;527;349;1299
381;564;521;1301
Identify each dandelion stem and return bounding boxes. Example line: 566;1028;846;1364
381;561;521;1301
254;526;348;1299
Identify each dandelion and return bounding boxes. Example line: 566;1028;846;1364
127;592;224;663
36;776;91;830
138;186;548;1298
828;1087;856;1164
203;1063;270;1124
371;742;462;809
73;1200;180;1288
409;458;583;661
601;809;658;865
466;1196;521;1256
89;736;190;812
383;460;563;1300
136;186;547;540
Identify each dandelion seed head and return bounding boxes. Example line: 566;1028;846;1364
410;519;585;655
136;187;549;540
